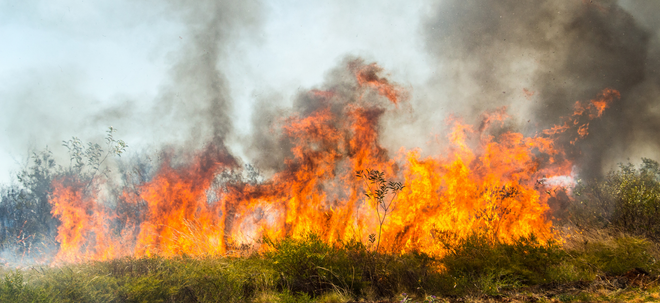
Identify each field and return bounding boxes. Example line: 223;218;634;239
1;228;660;302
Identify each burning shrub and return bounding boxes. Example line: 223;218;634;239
0;128;127;264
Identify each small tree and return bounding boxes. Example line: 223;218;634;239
355;169;404;252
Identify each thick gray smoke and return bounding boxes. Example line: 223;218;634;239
422;0;660;178
246;57;398;174
0;0;262;177
96;0;262;155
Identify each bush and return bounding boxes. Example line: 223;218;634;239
264;234;363;297
0;128;128;259
0;271;49;302
563;230;660;276
264;233;441;299
437;233;565;295
1;231;658;302
0;255;277;303
0;149;59;256
574;158;660;239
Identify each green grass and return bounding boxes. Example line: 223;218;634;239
1;229;659;302
0;255;277;303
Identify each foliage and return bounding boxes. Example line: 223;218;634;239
264;233;364;297
0;270;50;302
0;255;276;303
563;230;660;276
264;233;440;299
436;233;566;295
355;169;404;252
62;126;128;185
0;148;59;254
0;127;127;259
573;158;660;240
1;229;660;302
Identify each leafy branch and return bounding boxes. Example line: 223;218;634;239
355;169;404;252
62;127;128;189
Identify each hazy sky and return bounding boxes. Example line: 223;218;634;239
0;0;433;183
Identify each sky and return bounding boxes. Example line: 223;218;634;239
1;0;660;184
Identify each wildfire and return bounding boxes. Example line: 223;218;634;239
48;61;619;263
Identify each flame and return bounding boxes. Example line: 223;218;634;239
352;62;402;105
47;61;620;262
543;88;620;145
50;178;117;262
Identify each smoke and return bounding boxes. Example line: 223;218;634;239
422;0;660;178
97;0;262;154
0;0;263;180
246;57;401;174
246;92;293;173
4;0;660;264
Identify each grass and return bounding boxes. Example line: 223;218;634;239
0;255;277;303
1;229;659;303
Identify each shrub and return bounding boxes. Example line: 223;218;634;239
0;149;59;255
0;127;128;259
264;233;361;297
563;230;660;276
574;158;660;239
0;255;277;303
0;271;49;302
264;233;441;299
437;233;565;295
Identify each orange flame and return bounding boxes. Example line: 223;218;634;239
50;178;117;262
352;62;402;105
544;88;619;145
48;62;619;262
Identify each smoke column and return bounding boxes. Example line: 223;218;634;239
421;0;660;178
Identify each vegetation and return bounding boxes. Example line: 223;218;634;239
0;127;127;258
572;158;660;240
355;169;405;252
1;229;659;302
0;148;59;257
2;136;660;302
